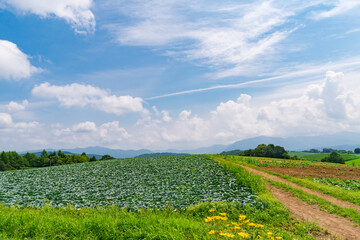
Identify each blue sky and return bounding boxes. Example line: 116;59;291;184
0;0;360;151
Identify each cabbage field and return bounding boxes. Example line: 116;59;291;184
0;155;258;210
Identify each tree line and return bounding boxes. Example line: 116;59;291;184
0;150;115;171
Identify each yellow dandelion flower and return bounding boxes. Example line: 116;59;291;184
231;226;241;230
226;233;235;238
275;237;282;239
257;235;263;239
209;208;216;212
220;213;227;216
239;215;247;221
248;222;256;227
243;219;250;223
208;230;217;235
238;232;249;238
256;224;264;228
267;232;273;236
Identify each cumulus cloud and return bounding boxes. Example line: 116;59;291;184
0;113;13;128
72;121;96;132
0;112;39;130
53;121;130;147
2;0;95;33
128;71;360;149
0;40;40;80
5;100;29;112
32;82;147;115
4;71;359;151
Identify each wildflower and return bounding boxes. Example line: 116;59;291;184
221;217;228;221
209;208;216;212
208;230;217;235
231;226;241;230
238;232;249;238
275;237;282;239
226;233;235;238
220;213;227;216
257;235;263;239
243;219;250;223
256;224;264;228
248;222;256;227
239;215;247;221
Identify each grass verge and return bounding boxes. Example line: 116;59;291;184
267;179;360;226
208;155;327;239
227;155;360;206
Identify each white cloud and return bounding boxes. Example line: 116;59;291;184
53;121;130;148
5;100;29;112
312;0;360;20
2;0;95;33
0;40;40;80
72;121;96;132
3;70;360;151
106;0;296;78
128;71;360;149
0;113;12;128
0;112;39;130
32;82;147;115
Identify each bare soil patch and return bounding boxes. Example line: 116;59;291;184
260;166;360;180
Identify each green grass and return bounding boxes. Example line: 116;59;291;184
225;155;360;206
346;158;360;167
0;203;219;240
298;153;360;162
288;152;314;157
207;155;327;239
268;180;360;226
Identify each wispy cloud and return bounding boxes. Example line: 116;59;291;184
311;0;360;20
105;0;298;78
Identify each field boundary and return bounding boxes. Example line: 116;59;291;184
223;156;360;207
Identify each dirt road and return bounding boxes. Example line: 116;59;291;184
224;160;360;239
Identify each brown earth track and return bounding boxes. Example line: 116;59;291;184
239;165;360;214
261;166;360;180
218;159;360;239
268;185;360;240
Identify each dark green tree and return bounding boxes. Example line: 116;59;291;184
321;152;345;164
101;154;115;160
355;148;360;154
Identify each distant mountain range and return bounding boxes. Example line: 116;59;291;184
20;132;360;158
225;132;360;152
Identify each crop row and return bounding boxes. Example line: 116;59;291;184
311;177;360;191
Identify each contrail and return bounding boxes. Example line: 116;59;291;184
145;75;291;100
145;59;360;101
